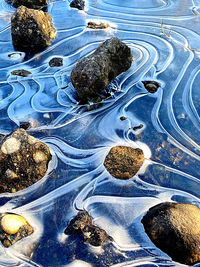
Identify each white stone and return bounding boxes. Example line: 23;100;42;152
1;138;21;154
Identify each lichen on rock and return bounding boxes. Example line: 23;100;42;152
70;37;133;101
104;146;144;179
11;6;56;54
142;202;200;265
0;128;52;193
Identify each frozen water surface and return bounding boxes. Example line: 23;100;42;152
0;0;200;266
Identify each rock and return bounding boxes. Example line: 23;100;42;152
87;21;109;30
0;128;52;193
142;81;160;93
49;57;63;67
133;124;143;131
70;0;84;10
70;37;132;101
64;211;112;246
104;146;144;179
0;213;34;247
11;6;56;54
11;69;32;77
11;0;47;10
119;116;127;121
141;202;200;265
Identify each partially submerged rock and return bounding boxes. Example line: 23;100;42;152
0;128;52;193
142;81;160;93
70;0;84;10
142;202;200;265
71;37;132;101
87;21;109;29
104;146;144;179
64;211;112;246
0;213;34;247
11;0;47;10
11;69;32;77
11;6;56;54
49;57;63;67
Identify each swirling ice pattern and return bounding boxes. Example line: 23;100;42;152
0;0;200;266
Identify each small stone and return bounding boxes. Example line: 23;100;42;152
120;116;127;121
133;124;143;131
64;211;112;246
1;137;21;154
11;0;47;9
71;37;132;101
82;225;112;246
142;202;200;265
0;128;52;193
0;213;34;247
11;69;32;77
87;21;109;30
70;0;85;10
142;81;160;93
64;211;92;235
1;214;29;235
104;146;144;179
49;57;63;67
11;6;56;54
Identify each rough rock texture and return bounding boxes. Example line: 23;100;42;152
0;213;34;247
142;202;200;265
87;21;109;29
49;57;63;67
11;69;32;77
71;37;133;101
0;128;52;193
70;0;84;10
104;146;144;179
11;6;56;54
64;211;113;246
142;80;160;93
11;0;47;10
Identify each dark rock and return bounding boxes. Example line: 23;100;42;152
70;37;132;101
64;211;112;246
11;0;47;10
64;211;92;235
0;128;52;193
70;0;84;10
49;57;63;67
0;213;34;247
19;121;31;130
11;69;32;77
120;116;127;121
104;146;144;179
142;80;160;93
11;6;56;54
142;202;200;265
133;124;143;131
87;21;109;29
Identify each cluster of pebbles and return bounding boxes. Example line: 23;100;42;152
0;0;198;265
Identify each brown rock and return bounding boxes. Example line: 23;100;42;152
11;6;56;54
87;21;109;29
104;146;144;179
142;202;200;265
0;128;52;193
64;211;113;246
